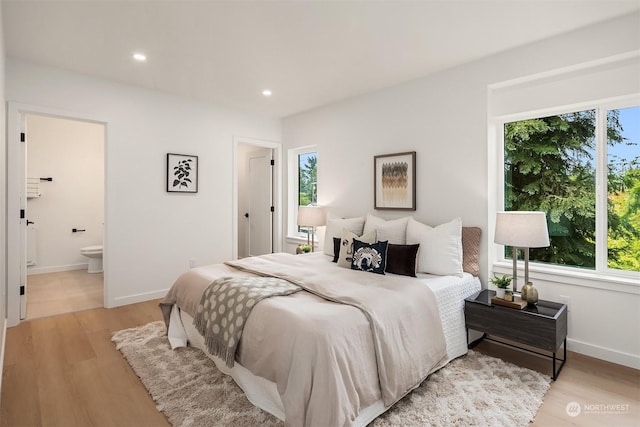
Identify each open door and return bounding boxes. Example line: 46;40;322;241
245;148;274;256
234;136;282;260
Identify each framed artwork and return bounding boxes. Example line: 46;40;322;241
167;153;198;193
374;151;416;210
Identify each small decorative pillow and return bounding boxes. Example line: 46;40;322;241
462;227;482;276
323;217;365;257
406;217;463;277
332;237;341;263
351;239;388;274
362;213;410;244
337;229;376;268
385;243;420;277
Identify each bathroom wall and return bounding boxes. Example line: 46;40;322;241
26;114;104;275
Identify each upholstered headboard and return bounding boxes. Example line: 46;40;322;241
462;227;481;277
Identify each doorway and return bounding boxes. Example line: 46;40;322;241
24;114;105;319
234;137;282;259
6;102;107;326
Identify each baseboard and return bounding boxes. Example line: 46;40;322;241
27;263;88;275
0;317;7;398
568;338;640;370
108;288;170;308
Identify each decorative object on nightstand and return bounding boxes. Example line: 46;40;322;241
521;281;539;306
504;290;513;302
297;205;327;252
295;244;312;254
489;274;512;299
494;211;550;294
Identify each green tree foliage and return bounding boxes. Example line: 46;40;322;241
608;168;640;271
299;154;317;206
504;109;640;271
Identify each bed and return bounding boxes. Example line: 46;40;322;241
160;217;482;427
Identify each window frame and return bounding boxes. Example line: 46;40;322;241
494;95;640;285
287;145;318;239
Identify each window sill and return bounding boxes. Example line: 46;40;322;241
286;235;308;244
492;261;640;296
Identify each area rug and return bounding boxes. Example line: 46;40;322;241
112;321;551;427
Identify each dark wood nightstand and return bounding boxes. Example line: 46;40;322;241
465;289;567;380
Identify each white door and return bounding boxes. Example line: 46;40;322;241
245;148;273;256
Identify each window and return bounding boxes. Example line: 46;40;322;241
288;146;318;237
298;152;317;207
502;104;639;275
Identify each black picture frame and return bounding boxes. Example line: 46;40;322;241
374;151;416;210
167;153;198;193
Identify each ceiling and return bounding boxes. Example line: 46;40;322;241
3;1;639;118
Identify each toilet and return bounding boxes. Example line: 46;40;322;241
80;245;103;273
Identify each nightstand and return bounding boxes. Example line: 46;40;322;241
465;289;567;380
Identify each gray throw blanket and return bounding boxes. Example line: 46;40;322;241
193;276;301;367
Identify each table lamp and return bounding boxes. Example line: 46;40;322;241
297;206;327;251
494;211;550;293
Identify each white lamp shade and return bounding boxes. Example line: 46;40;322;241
297;206;327;227
495;211;550;248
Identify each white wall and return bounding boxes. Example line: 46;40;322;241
282;12;640;368
6;59;281;314
26;114;104;274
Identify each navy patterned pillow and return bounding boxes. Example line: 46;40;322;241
351;239;388;275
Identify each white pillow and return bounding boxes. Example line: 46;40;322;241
406;217;463;277
362;213;410;244
323;217;365;256
337;229;376;268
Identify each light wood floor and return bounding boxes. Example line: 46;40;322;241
26;270;103;320
1;299;170;427
1;299;638;427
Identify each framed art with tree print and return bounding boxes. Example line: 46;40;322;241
374;151;416;210
167;153;198;193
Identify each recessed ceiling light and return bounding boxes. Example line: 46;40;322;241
262;89;272;97
132;53;147;62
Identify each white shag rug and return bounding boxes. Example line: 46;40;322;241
112;321;550;427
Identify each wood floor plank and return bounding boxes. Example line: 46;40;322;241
26;270;103;320
2;299;638;427
0;360;41;427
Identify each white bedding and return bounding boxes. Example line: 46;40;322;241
167;252;480;426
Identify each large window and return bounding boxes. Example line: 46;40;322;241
288;147;318;237
503;104;639;275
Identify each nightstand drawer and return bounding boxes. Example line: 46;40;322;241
465;302;566;352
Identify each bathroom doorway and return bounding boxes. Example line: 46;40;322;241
23;113;105;320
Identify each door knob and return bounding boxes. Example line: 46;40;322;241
26;220;35;226
244;213;249;218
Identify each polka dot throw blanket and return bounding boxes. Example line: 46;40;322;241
194;276;301;368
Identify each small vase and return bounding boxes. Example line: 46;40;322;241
522;282;539;306
496;288;505;299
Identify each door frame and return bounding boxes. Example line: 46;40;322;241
6;102;108;327
232;136;282;260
